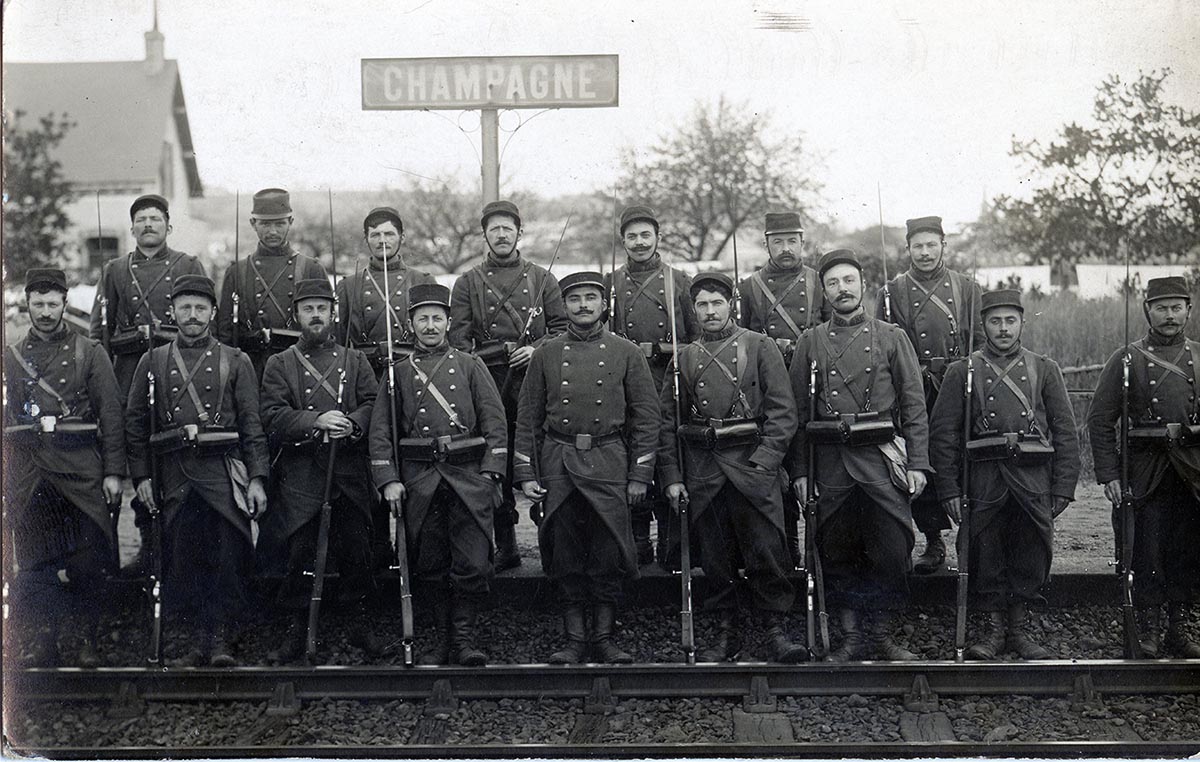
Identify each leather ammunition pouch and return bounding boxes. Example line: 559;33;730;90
239;327;301;353
806;411;896;447
397;434;487;464
966;432;1056;464
774;338;796;362
635;342;677;361
919;356;950;377
110;325;179;355
356;340;415;370
1129;423;1200;451
475;340;516;368
150;425;239;455
547;429;623;451
4;418;99;449
678;418;762;450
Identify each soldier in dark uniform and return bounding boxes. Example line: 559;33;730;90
790;249;930;661
876;216;983;575
370;283;508;666
515;271;660;664
738;211;830;567
930;289;1080;659
4;269;125;667
660;272;808;664
260;279;382;663
127;274;269;667
217;188;328;380
89;194;205;575
607;204;699;567
449;200;569;571
1088;276;1200;658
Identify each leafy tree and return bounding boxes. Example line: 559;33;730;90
616;96;825;261
2;110;76;276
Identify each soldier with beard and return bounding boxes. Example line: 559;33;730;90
371;283;508;666
260;279;382;663
930;290;1079;659
4;269;125;667
790;250;930;661
127;275;269;667
449;200;569;571
606;205;699;566
217;188;328;380
515;272;660;663
738;211;829;567
876;216;983;576
1088;277;1200;658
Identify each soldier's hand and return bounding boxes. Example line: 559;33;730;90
791;477;808;498
627;480;649;507
1051;496;1071;519
906;470;927;500
1103;479;1122;507
136;479;157;514
521;480;547;501
665;482;688;512
315;410;353;439
383;482;406;517
247;477;268;519
942;497;962;525
508;344;535;369
102;476;123;507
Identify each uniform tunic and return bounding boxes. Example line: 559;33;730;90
658;324;798;612
89;247;206;395
788;311;930;610
216;243;328;378
930;344;1080;609
1088;330;1200;606
335;257;438;372
738;261;829;356
514;324;659;590
607;255;699;392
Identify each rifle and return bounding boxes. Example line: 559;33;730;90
664;264;695;664
305;369;346;663
145;369;164;667
804;358;831;659
953;249;980;662
731;231;742;323
381;239;415;666
498;212;573;400
1118;247;1139;658
232;191;241;347
877;183;894;323
96;192;111;354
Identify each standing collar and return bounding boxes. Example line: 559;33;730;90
485;251;523;268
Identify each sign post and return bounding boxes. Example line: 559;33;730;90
362;55;619;203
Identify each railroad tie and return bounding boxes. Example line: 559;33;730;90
898;711;956;742
733;675;794;743
409;678;456;745
568;677;616;744
105;681;144;719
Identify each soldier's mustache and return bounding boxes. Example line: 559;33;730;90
183;320;203;326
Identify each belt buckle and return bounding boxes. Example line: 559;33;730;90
38;415;58;433
1165;423;1183;448
182;424;200;442
434;435;452;461
574;433;593;451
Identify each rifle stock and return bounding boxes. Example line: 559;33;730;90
145;370;164;667
805;358;830;658
305;370;345;663
665;261;695;664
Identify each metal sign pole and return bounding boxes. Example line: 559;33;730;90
481;108;499;204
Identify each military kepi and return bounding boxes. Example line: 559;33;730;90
25;268;68;293
905;215;944;241
980;289;1023;313
690;271;734;300
480;199;521;229
817;248;862;281
764;212;804;236
250;188;292;220
293;278;335;304
559;271;606;297
1145;276;1191;303
363;206;404;234
130;194;169;220
620;205;658;234
409;283;451;313
171;274;217;303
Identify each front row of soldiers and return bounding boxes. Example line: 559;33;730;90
4;197;1199;667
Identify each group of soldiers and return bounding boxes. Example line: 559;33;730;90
4;189;1198;669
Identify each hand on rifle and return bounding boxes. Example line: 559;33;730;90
665;482;689;512
383;481;406;518
1103;479;1123;507
942;496;962;525
520;479;547;502
906;470;928;499
627;480;649;507
1051;495;1071;519
102;475;123;507
314;410;353;440
791;476;815;499
508;344;535;370
247;476;267;519
136;478;157;514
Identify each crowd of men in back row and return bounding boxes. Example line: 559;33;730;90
4;188;1198;669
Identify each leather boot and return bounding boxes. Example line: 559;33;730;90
418;599;452;665
269;611;308;665
761;611;809;663
451;597;487;667
1136;606;1164;658
965;611;1007;660
1006;602;1050;660
1164;603;1200;659
549;605;588;664
913;531;946;575
77;618;101;669
632;510;654;566
826;608;867;662
20;625;59;668
209;622;238;668
591;604;633;664
493;511;522;572
870;611;918;661
698;611;741;662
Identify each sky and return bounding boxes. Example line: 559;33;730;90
4;0;1199;233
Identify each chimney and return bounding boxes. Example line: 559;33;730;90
144;0;164;75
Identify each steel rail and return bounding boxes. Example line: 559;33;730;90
11;660;1199;704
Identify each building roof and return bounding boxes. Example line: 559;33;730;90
4;60;202;196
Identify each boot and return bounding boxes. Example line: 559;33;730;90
19;625;59;668
269;611;308;665
417;599;452;666
826;608;867;662
590;604;633;664
1136;606;1164;659
209;623;238;668
1164;603;1200;659
761;611;809;663
632;510;654;566
451;598;487;667
698;611;741;662
870;611;918;661
549;605;588;664
913;531;946;575
494;513;522;572
965;611;1007;660
77;618;101;669
1006;602;1051;660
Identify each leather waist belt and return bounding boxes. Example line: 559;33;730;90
4;418;98;448
806;412;895;447
110;325;178;355
547;429;622;451
239;328;301;352
150;425;239;454
919;356;953;375
355;341;414;367
475;340;516;368
634;342;677;361
1129;423;1200;450
397;434;487;463
679;418;762;450
966;432;1055;463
